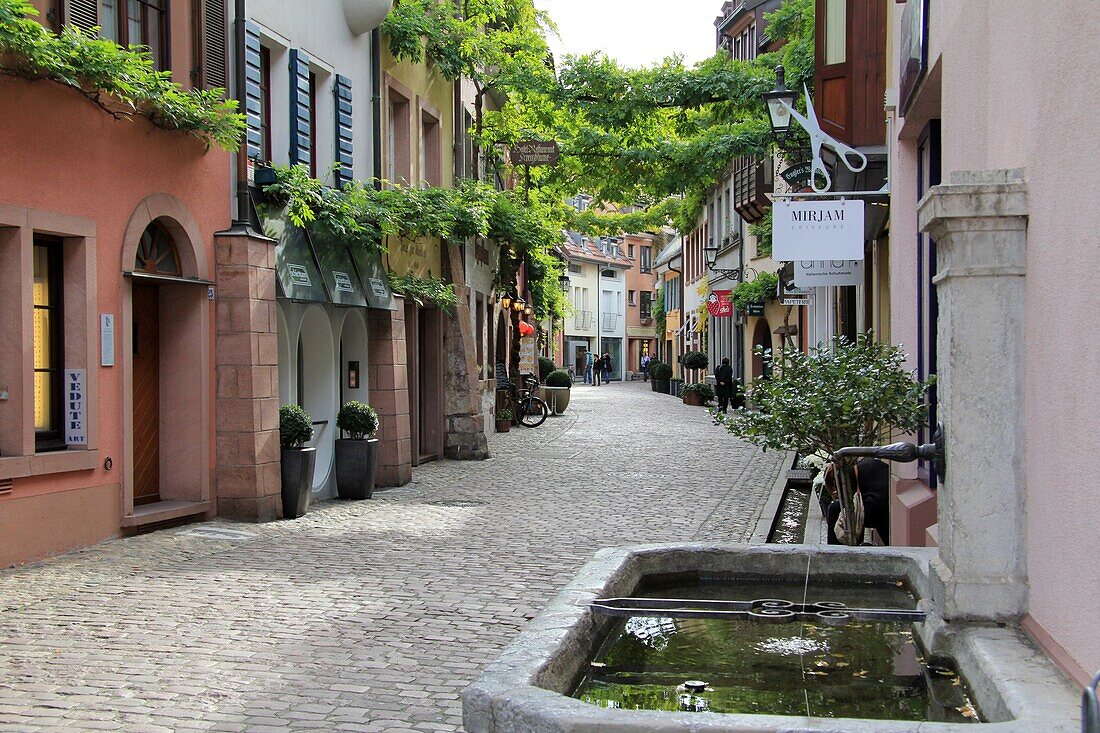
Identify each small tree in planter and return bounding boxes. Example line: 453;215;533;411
681;382;715;406
537;355;557;383
495;405;513;433
335;401;380;500
543;369;573;414
652;362;673;394
279;404;315;519
721;333;932;546
647;360;664;391
682;350;709;383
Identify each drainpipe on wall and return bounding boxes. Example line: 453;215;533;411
371;27;382;186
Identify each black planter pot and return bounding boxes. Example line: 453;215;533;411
650;379;658;392
655;379;670;394
335;438;379;500
280;446;315;519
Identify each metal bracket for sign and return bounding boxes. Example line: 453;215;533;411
770;189;890;200
587;597;926;627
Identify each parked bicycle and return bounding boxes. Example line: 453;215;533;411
511;373;549;428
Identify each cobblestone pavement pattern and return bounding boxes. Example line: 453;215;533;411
0;381;785;732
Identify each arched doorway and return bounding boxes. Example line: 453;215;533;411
751;318;772;382
297;306;336;491
128;217;208;508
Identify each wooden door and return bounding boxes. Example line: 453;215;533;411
132;282;160;505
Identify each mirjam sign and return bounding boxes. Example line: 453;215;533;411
772;200;866;261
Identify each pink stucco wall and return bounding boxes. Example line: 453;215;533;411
0;76;230;564
890;0;1100;683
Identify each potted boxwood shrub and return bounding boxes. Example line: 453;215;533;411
543;369;572;414
537;355;556;383
279;404;315;519
652;362;673;394
682;382;715;407
495;405;513;432
682;350;708;370
647;360;664;391
335;401;379;500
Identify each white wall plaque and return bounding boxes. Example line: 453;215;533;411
100;314;115;367
794;259;866;288
65;369;87;446
772;200;865;261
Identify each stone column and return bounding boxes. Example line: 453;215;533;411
918;169;1028;620
441;242;490;460
369;297;412;486
213;230;282;521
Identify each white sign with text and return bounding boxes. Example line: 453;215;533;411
65;369;87;446
772;200;865;261
794;259;866;288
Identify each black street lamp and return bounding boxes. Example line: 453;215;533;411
558;273;571;293
762;65;797;140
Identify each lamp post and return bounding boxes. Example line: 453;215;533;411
761;65;797;140
500;294;512;310
558;274;571;293
704;239;743;282
512;298;526;313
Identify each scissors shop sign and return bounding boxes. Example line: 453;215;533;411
772;200;865;261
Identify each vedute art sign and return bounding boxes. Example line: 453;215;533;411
794;259;865;288
707;290;733;318
510;141;559;166
772;200;865;261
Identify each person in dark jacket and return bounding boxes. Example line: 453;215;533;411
714;358;735;413
825;458;890;545
600;353;612;384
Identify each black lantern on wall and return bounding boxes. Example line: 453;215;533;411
762;65;797;139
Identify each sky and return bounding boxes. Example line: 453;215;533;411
533;0;721;70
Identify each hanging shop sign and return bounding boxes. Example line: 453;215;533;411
519;335;537;374
706;290;734;318
794;259;866;288
510;141;559;167
772;200;865;261
780;162;813;189
745;301;765;317
778;278;810;306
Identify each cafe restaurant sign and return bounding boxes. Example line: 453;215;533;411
510;141;559;167
772;200;865;261
706;290;733;318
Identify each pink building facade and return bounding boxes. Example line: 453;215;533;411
0;25;231;565
888;0;1100;685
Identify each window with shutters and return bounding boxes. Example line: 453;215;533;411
81;0;170;70
333;75;354;187
308;71;318;178
420;107;441;187
258;45;272;162
386;82;412;186
191;0;227;90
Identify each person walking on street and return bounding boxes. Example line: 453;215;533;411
584;350;594;384
640;353;651;381
592;352;602;386
715;357;735;413
601;353;612;384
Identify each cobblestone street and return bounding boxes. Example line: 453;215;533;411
0;381;785;732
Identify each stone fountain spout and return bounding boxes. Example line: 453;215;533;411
831;423;945;481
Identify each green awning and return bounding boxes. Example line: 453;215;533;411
347;241;396;311
308;226;369;308
257;203;329;304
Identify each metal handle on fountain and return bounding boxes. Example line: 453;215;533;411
831;423;946;482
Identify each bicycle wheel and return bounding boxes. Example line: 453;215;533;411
517;396;549;427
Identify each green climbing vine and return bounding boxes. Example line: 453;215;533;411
0;0;244;149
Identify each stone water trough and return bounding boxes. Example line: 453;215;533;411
462;543;1080;732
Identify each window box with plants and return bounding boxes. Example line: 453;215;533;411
542;369;572;414
279;404;315;519
495;406;513;433
335;401;380;500
652;362;673;394
681;382;715;407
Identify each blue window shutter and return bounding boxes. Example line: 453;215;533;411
334;74;354;187
243;22;263;160
288;49;312;168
